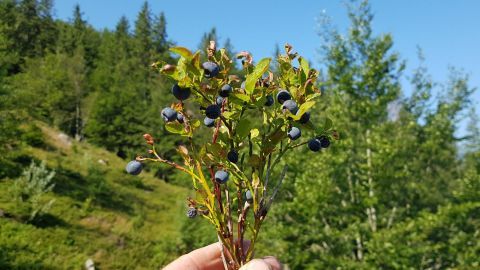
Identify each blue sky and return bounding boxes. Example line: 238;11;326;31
54;0;479;130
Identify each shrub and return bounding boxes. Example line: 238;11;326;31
11;161;56;222
128;42;338;269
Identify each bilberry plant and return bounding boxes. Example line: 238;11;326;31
129;42;338;269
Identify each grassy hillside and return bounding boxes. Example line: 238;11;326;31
0;124;194;269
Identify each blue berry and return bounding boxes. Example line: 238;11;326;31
287;127;301;140
276;90;291;104
161;107;177;122
216;96;225;106
171;84;191;100
126;160;142;175
240;81;246;90
176;113;184;123
202;62;220;78
205;104;221;119
227;149;238;163
219;84;232;97
298;111;310;124
187;208;197;218
318;136;331;148
245;190;253;203
282;100;298;114
265;95;274;106
204;117;215;127
215;170;229;184
308;138;321;152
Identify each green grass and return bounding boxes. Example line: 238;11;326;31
0;124;195;269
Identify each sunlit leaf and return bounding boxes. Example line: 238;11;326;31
250;128;260;139
299;57;310;77
170;46;193;59
245;58;271;94
165;122;185;134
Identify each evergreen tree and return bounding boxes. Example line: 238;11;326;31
152;11;168;54
134;1;153;67
198;27;217;60
262;1;475;268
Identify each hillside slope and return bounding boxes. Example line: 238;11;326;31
0;124;191;269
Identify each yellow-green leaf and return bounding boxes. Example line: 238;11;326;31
232;93;250;102
170;47;193;59
165;122;184;134
245;58;271;94
250;128;260;139
299;57;310;77
290;101;315;121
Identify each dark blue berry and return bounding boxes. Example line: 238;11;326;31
215;170;229;184
216;96;225;106
204;117;215;127
282;100;298;114
227;149;238;163
219;84;232;97
308;138;321;152
176;113;184;123
276;90;291;104
287;127;301;140
205;104;221;119
171;84;191;100
265;95;274;106
126;160;142;175
318;136;331;148
298;111;310;124
187;208;197;218
161;107;177;122
202;62;220;78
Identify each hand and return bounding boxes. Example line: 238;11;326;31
163;243;282;270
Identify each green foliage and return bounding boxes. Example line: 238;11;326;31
11;52;86;137
20;124;45;148
146;40;334;269
11;161;55;222
260;1;479;269
0;0;479;269
0;125;189;269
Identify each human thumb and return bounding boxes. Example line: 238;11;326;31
239;257;282;270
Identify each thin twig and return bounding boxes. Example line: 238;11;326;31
263;165;288;216
218;235;230;270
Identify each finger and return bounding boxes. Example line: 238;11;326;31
240;259;271;270
162;243;225;270
239;257;282;270
262;256;282;270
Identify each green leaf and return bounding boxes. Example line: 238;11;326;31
299;57;310;77
324;117;333;131
290;101;315;121
223;111;239;120
191;119;201;129
188;51;201;76
250;128;260;139
165;122;185;134
306;92;321;101
245;58;271;94
208;143;226;158
170;47;193;59
236;119;252;139
232;93;250;103
174;57;188;81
